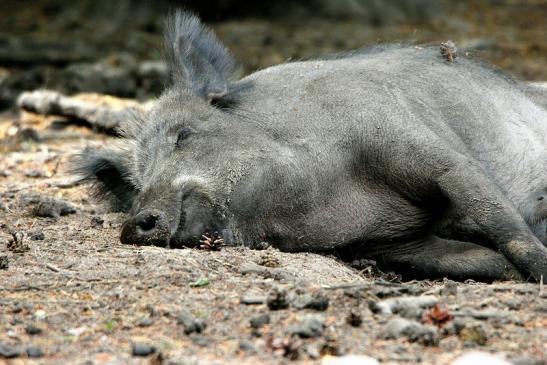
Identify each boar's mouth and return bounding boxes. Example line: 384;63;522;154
168;191;228;248
119;188;227;248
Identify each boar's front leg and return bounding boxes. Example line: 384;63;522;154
431;157;547;281
376;236;523;282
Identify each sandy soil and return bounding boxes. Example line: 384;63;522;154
1;1;546;363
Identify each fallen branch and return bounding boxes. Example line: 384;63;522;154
0;284;53;291
17;90;148;134
45;263;61;272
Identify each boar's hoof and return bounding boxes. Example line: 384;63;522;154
120;209;171;247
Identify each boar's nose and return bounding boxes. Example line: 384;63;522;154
120;209;171;247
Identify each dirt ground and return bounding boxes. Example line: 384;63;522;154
1;1;547;363
0;108;546;364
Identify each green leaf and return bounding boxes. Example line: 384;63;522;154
104;319;117;331
190;277;210;288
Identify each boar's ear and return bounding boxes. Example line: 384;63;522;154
165;10;236;103
72;149;136;212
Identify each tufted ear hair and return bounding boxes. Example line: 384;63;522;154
164;10;236;102
72;148;137;212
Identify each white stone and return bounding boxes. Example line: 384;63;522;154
322;355;380;365
451;352;511;365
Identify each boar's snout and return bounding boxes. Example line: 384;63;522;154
120;209;171;247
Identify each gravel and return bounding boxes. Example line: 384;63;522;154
322;355;380;365
267;287;290;310
458;321;488;346
131;343;156;357
177;311;207;335
26;346;44;358
346;311;363;327
136;317;153;327
249;314;271;329
240;294;266;305
383;317;439;346
369;295;438;317
293;292;330;311
0;4;544;364
0;256;8;270
25;324;43;335
0;343;21;358
289;315;325;338
19;193;77;218
29;230;45;240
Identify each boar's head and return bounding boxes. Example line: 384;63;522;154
74;11;264;248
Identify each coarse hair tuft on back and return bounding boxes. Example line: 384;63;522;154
164;10;236;100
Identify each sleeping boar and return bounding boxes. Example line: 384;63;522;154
75;11;547;282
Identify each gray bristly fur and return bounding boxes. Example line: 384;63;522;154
71;147;136;212
74;10;547;282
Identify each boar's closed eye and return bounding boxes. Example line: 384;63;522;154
176;127;193;148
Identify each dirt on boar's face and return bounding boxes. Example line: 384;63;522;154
74;11;547;282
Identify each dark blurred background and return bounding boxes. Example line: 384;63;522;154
0;0;545;109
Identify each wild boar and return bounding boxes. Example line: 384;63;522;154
75;11;547;282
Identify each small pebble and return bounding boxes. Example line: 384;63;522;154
383;317;439;346
453;318;469;334
11;318;24;325
294;292;329;311
29;230;45;241
238;340;257;353
26;346;44;358
34;310;46;320
25;170;46;178
440;280;458;296
23;194;76;218
25;325;43;335
145;304;157;316
0;343;21;358
321;354;379;365
177;311;207;335
240;295;266;305
131;343;156;357
267;287;289;310
16;128;41;142
0;256;8;270
289;315;325;338
90;216;105;228
371;287;405;298
458;321;488;346
346;311;363;327
304;344;321;359
190;334;209;346
66;326;87;337
320;336;342;356
451;351;510;365
12;302;33;313
369;295;438;317
137;317;153;327
454;308;511;320
503;299;521;310
250;314;271;329
239;262;268;275
509;355;545;365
